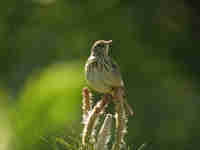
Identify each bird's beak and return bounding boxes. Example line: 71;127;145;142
105;40;112;44
105;40;112;55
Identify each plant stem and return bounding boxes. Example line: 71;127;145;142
82;94;109;146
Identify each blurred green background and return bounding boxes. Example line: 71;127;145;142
1;0;200;149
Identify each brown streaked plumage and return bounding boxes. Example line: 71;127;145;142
85;40;133;116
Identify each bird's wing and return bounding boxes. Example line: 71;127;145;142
104;57;124;87
104;58;134;116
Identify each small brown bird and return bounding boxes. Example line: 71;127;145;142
85;40;133;116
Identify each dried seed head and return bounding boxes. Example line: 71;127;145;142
95;114;113;150
82;87;92;124
82;95;109;146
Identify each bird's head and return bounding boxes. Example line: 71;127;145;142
90;40;112;57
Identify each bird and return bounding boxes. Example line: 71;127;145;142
85;40;134;116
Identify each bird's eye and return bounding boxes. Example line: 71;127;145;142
97;44;104;48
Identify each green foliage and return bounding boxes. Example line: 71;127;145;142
0;90;13;150
13;62;84;150
0;0;200;150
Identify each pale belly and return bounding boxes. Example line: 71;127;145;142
85;65;112;93
86;68;112;93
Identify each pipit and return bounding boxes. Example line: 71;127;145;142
85;40;133;116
